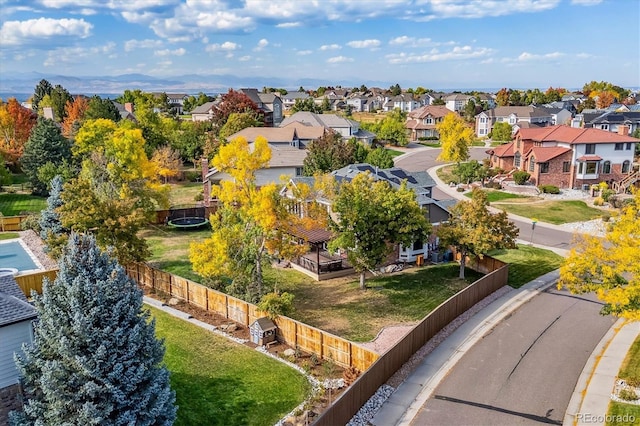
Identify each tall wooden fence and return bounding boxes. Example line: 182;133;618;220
14;269;58;296
125;263;379;372
0;215;28;232
313;257;509;426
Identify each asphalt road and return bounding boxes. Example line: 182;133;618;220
410;287;617;426
395;146;577;252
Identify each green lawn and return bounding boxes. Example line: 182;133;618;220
419;141;441;148
150;306;311;426
0;193;47;216
489;245;564;288
464;189;531;203
0;232;19;240
386;148;404;158
168;181;204;206
140;225;211;282
494;200;605;224
606;334;640;425
284;264;483;342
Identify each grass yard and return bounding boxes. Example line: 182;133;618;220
0;193;47;216
465;189;532;203
488;245;564;288
493;200;605;224
385;148;404;158
168;181;203;206
419;141;441;148
436;164;457;185
141;225;211;282
150;306;311;426
282;264;483;342
0;232;20;240
606;334;640;425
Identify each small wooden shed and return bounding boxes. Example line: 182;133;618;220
250;317;277;346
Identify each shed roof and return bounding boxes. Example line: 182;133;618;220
251;317;276;331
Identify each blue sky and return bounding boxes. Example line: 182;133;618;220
0;0;638;90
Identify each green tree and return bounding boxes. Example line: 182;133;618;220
436;113;474;163
463;99;477;122
328;172;430;289
558;190;640;319
453;160;483;184
49;84;72;122
219;112;262;141
11;233;176;426
377;109;408;146
85;95;120;122
32;79;53;112
291;98;321;113
390;83;402;96
303;131;354;175
437;188;519;279
21;117;71;195
38;175;68;258
491;122;513;142
365;147;394;169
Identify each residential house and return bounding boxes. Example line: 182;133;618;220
190;101;217;122
405;105;451;140
346;96;374;113
475;106;553;138
281;91;310;110
0;274;37;424
445;94;473;113
383;94;420;112
419;92;446;106
539;107;572;126
280;111;376;145
281;163;451;278
238;88;283;127
113;101;136;121
587;111;640;135
486;125;637;189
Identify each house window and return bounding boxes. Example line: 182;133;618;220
529;157;535;172
516;138;521;149
480;117;487;123
426;118;433;124
412;240;423;251
562;161;570;173
514;152;521;168
540;162;549;173
602;161;611;174
622;160;630;173
479;129;486;135
585;162;598;174
601;124;609;130
295;167;303;176
626;143;633;150
585;144;596;154
614;143;624;151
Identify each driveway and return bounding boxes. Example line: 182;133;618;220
409;287;617;426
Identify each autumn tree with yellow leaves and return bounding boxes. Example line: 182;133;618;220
190;136;314;302
436;113;475;163
559;190;640;320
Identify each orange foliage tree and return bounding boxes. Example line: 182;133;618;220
0;98;37;166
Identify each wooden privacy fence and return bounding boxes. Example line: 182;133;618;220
125;263;379;372
0;215;28;232
14;269;59;296
313;256;509;426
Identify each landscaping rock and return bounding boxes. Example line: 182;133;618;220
167;297;179;306
283;348;296;357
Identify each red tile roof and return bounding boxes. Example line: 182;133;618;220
528;146;572;162
576;155;603;161
486;141;515;158
517;125;637;144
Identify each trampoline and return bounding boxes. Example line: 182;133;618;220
167;205;209;230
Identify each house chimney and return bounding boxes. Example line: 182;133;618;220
618;125;629;136
201;158;210;207
124;102;134;113
42;107;55;120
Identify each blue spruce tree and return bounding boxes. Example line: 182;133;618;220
39;175;66;256
11;233;176;425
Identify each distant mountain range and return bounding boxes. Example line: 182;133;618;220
0;72;403;97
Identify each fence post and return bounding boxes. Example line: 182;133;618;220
186;280;190;304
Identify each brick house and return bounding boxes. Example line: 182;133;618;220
486;125;637;189
405;105;451;140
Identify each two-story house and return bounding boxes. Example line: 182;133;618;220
280;91;311;110
486;125;637;190
383;94;420;112
239;88;283;127
445;94;473;113
280;111;376;145
405;105;451;140
475;106;553;138
588;111;640;136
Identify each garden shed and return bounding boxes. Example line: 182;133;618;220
250;317;277;346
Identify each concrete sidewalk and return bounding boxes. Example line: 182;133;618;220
371;270;561;426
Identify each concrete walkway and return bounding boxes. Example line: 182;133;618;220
565;319;640;426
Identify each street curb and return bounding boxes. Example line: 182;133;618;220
563;319;640;426
381;271;560;426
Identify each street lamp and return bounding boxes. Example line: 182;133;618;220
530;218;538;244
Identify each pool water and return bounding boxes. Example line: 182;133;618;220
0;241;39;272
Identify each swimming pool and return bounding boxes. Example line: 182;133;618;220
0;241;39;272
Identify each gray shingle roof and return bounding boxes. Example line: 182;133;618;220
0;275;37;327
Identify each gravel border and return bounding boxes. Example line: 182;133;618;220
18;230;58;270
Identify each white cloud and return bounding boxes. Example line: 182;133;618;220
385;45;493;64
327;56;353;63
517;51;564;61
205;41;239;52
571;0;602;5
296;50;312;55
43;42;115;67
422;0;560;20
254;38;269;51
124;38;163;52
277;22;301;28
320;44;341;51
346;39;381;49
238;55;251;61
0;17;93;46
154;48;186;56
389;36;437;47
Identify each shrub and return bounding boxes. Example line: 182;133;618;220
512;171;531;185
258;292;295;319
601;212;611;222
20;213;42;233
184;170;201;182
619;389;639;401
601;188;615;202
538;185;560;194
456;187;465;192
484;181;502;189
593;197;604;206
194;192;204;202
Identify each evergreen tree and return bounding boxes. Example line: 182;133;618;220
32;79;53;112
85;95;121;122
21;117;71;195
39;175;67;258
11;233;176;426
